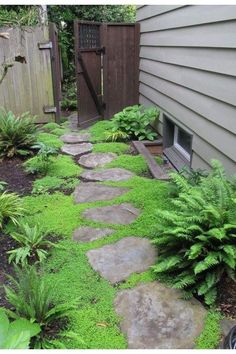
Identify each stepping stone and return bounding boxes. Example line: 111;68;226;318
61;142;93;156
73;182;129;203
73;226;114;243
81;168;134;182
114;282;207;349
78;152;117;169
82;203;140;224
87;237;157;284
60;133;91;144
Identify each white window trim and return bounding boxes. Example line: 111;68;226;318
173;126;191;161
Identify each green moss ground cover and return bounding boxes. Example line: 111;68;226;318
4;120;223;349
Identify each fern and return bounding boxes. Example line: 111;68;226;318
152;160;236;305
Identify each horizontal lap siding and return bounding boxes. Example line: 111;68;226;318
138;5;236;174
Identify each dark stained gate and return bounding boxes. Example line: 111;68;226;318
74;21;140;127
49;22;62;123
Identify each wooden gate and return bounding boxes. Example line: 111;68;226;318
49;22;62;123
74;21;140;127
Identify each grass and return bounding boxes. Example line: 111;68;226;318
105;154;148;175
93;142;129;155
195;311;222;349
86;120;114;142
37;132;63;149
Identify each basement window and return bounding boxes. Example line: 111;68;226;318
163;115;193;170
173;126;191;161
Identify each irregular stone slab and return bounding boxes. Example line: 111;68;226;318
61;142;93;156
73;182;129;203
81;168;134;182
60;133;91;144
87;237;157;284
83;203;140;224
220;319;236;337
78;152;117;169
73;226;114;243
114;282;207;349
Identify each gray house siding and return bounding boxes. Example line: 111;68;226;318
137;5;236;175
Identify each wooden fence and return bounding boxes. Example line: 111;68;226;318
0;25;58;123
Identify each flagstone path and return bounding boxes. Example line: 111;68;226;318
61;131;207;349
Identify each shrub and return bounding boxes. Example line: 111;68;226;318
0;191;25;229
0;110;37;158
7;222;56;265
0;180;7;192
0;308;40;349
152;160;236;305
5;265;76;348
108;105;159;141
26;142;58;175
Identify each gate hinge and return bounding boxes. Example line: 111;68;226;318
96;46;105;55
38;41;53;50
43;105;57;113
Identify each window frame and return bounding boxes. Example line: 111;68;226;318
173;125;191;162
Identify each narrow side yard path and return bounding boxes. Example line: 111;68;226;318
58;130;207;349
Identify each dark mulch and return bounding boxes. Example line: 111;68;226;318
217;277;236;319
0;157;35;195
0;231;16;308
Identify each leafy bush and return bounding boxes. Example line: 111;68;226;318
26;142;58;175
105;130;129;142
108;105;159;141
0;308;40;349
7;222;56;265
0;110;37;158
152;160;236;305
0;191;25;229
5;265;76;348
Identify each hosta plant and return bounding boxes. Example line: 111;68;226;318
7;222;56;265
0;110;37;158
152;160;236;305
5;265;77;348
109;104;159;141
0;308;40;349
0;191;25;229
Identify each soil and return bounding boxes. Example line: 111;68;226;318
0;231;16;308
0;157;35;195
217;277;236;319
146;144;163;156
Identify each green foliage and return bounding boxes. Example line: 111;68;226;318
26;142;58;175
0;308;40;349
108;105;159;141
32;176;78;195
0;110;37;158
0;180;7;192
37;132;63;149
24;154;82;179
105;130;129;142
119;270;156;290
152;160;236;305
4;265;76;348
87;120;114;142
7;222;56;265
0;191;25;229
168;166;209;197
0;5;40;27
93;142;129;155
42;122;61;132
105;154;148;175
195;311;222;349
